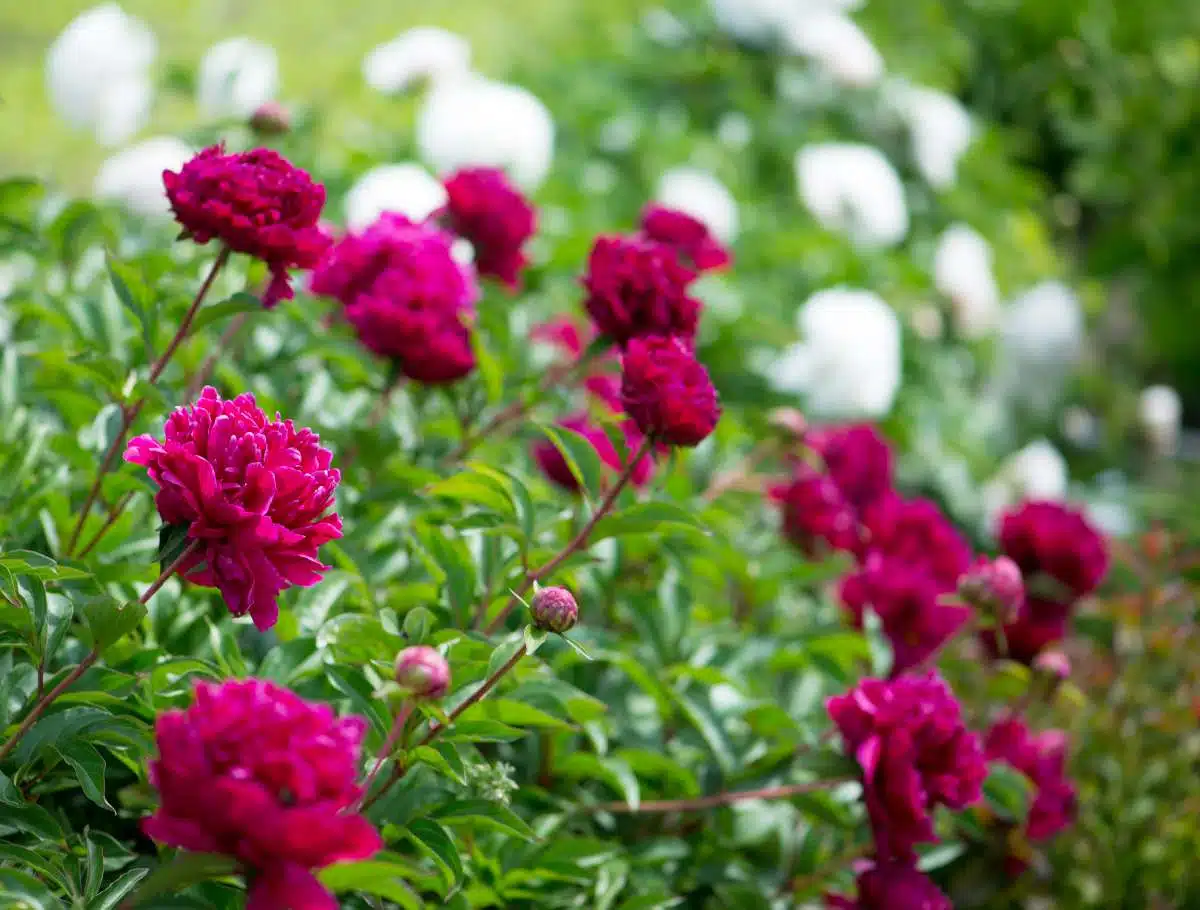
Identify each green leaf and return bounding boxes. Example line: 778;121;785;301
90;868;150;910
320;859;422;909
983;763;1033;823
471;697;572;730
917;842;967;872
404;817;463;889
536;423;604;499
156;523;192;576
2;801;63;840
588;502;708;543
560;634;594;660
79;596;147;653
437;718;525;742
559;753;640;809
124;852;239;907
58;741;112;811
403;607;433;644
190;292;261;334
107;253;156;359
523;623;549;656
427;471;515;518
432;798;538;841
0;867;59;910
669;690;735;773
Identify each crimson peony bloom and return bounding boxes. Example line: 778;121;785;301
998;501;1108;603
125;387;341;631
639;204;731;273
982;598;1069;664
143;679;381;910
309;213;478;384
808;423;894;515
532;414;654;492
770;470;860;556
164;145;329;308
441;167;536;289
530;315;587;359
828;672;986;861
581;235;700;346
860;495;973;589
985;716;1077;844
825;860;951;910
620;335;720;447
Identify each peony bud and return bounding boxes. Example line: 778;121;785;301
1032;649;1071;683
767;407;808;439
957;556;1024;625
530;586;578;634
249;100;291;135
394;646;450;698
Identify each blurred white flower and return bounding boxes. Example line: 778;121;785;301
93;136;191;218
783;12;883;88
45;4;157;146
1138;384;1182;456
717;112;753;149
709;0;862;45
933;223;1001;338
343;163;447;231
655;168;739;243
998;282;1083;411
197;37;279;120
769;288;902;419
1061;406;1100;449
886;81;974;189
795;143;908;248
982;439;1069;530
416;76;555;190
362;27;470;94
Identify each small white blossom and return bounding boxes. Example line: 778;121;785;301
197;37;279;120
886;80;974;189
343;163;447;231
93;136;192;218
655;168;739;243
769;288;902;419
45;4;156;145
982;439;1069;530
362;27;470;94
933;223;1001;338
795;143;908;248
998;281;1084;411
783;11;883;88
1139;385;1182;456
416;76;555;190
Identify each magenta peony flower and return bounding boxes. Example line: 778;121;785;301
860;495;973;588
808;423;894;515
394;646;451;698
125;387;341;631
770;469;860;556
530;315;587;359
441;167;536;289
985;716;1077;842
581;234;700;346
828;672;986;861
958;555;1025;625
841;556;972;676
982;601;1069;665
164;145;329;308
620;335;720;447
309;213;478;384
825;860;951;910
998;501;1108;603
532;414;655;492
639;204;731;273
143;679;381;910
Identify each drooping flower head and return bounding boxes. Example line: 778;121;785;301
985;716;1077;842
827;672;986;860
825;860;951;910
639;204;731;273
309;213;479;384
143;679;381;909
163;145;329;307
771;469;860;556
441;167;536;289
582;235;700;346
808;423;894;515
532;414;654;492
620;335;720;447
125;387;341;631
998;501;1108;604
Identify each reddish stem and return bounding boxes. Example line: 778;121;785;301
358;702;413;807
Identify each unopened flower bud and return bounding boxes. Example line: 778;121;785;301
1033;649;1071;683
394;646;450;698
957;556;1024;625
249;100;291;135
767;407;807;439
531;586;578;634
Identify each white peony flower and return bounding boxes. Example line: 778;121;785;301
795;143;908;248
343;164;447;231
982;439;1069;530
362;27;470;94
999;282;1084;407
769;288;902;419
655;168;739;243
886;81;974;189
709;0;863;45
45;4;157;146
416;76;555;190
1138;384;1182;456
933;223;1001;338
93;136;192;218
783;11;883;88
197;37;279;120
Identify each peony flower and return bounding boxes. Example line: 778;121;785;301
640;204;732;273
783;11;884;88
998;281;1084;412
654;167;739;245
362;27;470;94
394;646;451;698
886;81;974;189
808;423;893;515
771;470;860;556
441;167;536;289
983;602;1068;665
530;316;587;360
197;37;279;120
1139;384;1182;457
45;4;156;145
957;555;1025;625
531;586;579;633
417;75;555;190
621;336;720;447
143;679;380;909
985;716;1077;842
125;387;342;631
998;501;1108;603
860;495;973;589
343;163;448;232
770;288;901;419
581;235;700;346
93;136;192;218
828;672;986;860
309;213;479;384
533;414;653;492
795;143;908;248
164;146;329;308
933;223;1000;339
825;859;951;909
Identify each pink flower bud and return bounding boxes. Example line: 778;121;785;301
531;586;578;634
767;407;807;439
394;646;450;698
249;100;291;135
1033;649;1071;682
957;556;1024;624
